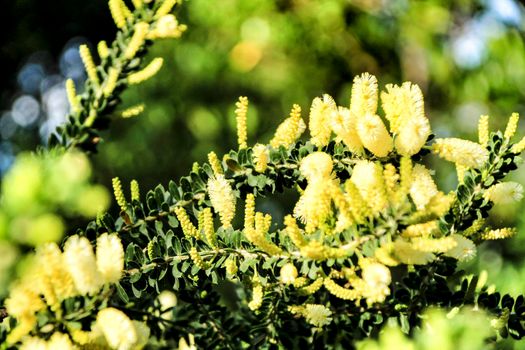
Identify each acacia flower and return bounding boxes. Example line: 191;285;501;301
64;235;103;295
444;234;476;261
96;233;124;284
280;263;298;284
207;175;236;228
433;138;489;169
97;308;138;350
356;113;393;157
484;182;524;204
309;94;336;147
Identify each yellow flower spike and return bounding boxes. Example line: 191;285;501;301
351;161;388;216
293;277;308;288
149;14;187;39
63;235;103;295
130;179;140;201
207;175;236;228
383;163;399;200
392;238;435;265
356;113;393;157
97;308;138;350
433;138;489;169
300;241;347;260
225;257;238;276
300;151;333;180
478;115;489;147
410;164;438;210
511;136;525;153
108;0;130;29
462;219;485;237
395;114;431;156
235;96;248;149
456;164;468;184
132;0;143;8
112;177;127;211
245;212;282;255
103;67;121;97
174;207;200;239
484;182;524;204
252;143;269;173
410;236;457;253
125;22;150;59
301;277;324;295
294;180;332;233
199;208;217;248
128;57;164;85
381;82;425;134
374;244;399;266
65;79;80;114
96;233;124;284
324;278;360;300
344;179;371;222
284;215;307;248
97;40;110;59
350;73;378;117
309;94;336;147
329;182;354;232
481;228;516;240
122;104;145;118
244;193;256;231
155;0;178;18
401;221;439;238
207;151;223;176
189;247;209;270
35;243;77;303
443;234;476;261
79;44;100;86
280;263;298;284
248;283;263;311
330;106;363;154
289;304;333;328
504;113;519;139
425;191;455;217
270;104;306;148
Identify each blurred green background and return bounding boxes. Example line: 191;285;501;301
2;0;525;335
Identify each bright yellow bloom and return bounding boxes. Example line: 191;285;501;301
294;180;332;232
155;0;178;19
324;278;360;300
252;143;269;173
299;152;333;181
504;113;520;139
97;308;138;350
63;235;103;295
79;44;99;86
511;136;525;153
410;164;438;210
481;228;516;240
130;179;140;201
20;337;47;350
356;113;393;157
330;106;363;154
235;96;248;149
351;161;388;216
248;283;263;311
244;193;256;231
402;221;439;238
381;82;424;134
433;138;489;169
102;67;120;97
47;332;76;350
125;22;150;59
108;0;131;29
199;208;216;248
189;247;209;270
122;104;145;118
309;94;336;147
5;284;45;319
301;277;324;295
361;262;391;304
225;257;238;276
97;40;110;59
392;238;435;265
174;207;200;239
395;114;431;156
207;175;236;228
411;236;457;253
444;234;476;261
128;58;164;85
112;177;127;211
245;212;282;255
478;115;489;147
280;263;298;284
207;151;223;176
289;304;333;327
270;104;306;148
148;15;187;39
96;233;124;284
484;182;524;204
284;215;306;248
65;79;80;114
350;73;378;117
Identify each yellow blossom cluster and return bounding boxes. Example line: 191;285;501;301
5;234;124;345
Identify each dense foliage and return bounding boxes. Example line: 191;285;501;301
1;0;525;349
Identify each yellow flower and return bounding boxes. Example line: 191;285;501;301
395;115;431;156
125;22;150;59
478;115;489;147
504;113;520;139
207;175;236;228
330;106;363;154
20;337;47;350
47;332;76;350
128;58;164;85
356;113;393;157
309;94;336;147
410;164;438;210
392;239;435;265
158;290;178;321
289;304;333;327
481;228;516;240
63;235;103;295
252;144;269;173
484;182;524;204
280;263;298;284
350;73;378;117
248;284;263;311
235;96;249;149
444;234;476;261
351;161;388;216
97;308;138;350
433;138;489;169
294;180;332;232
270;104;306;148
299;152;333;181
96;233;124;284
